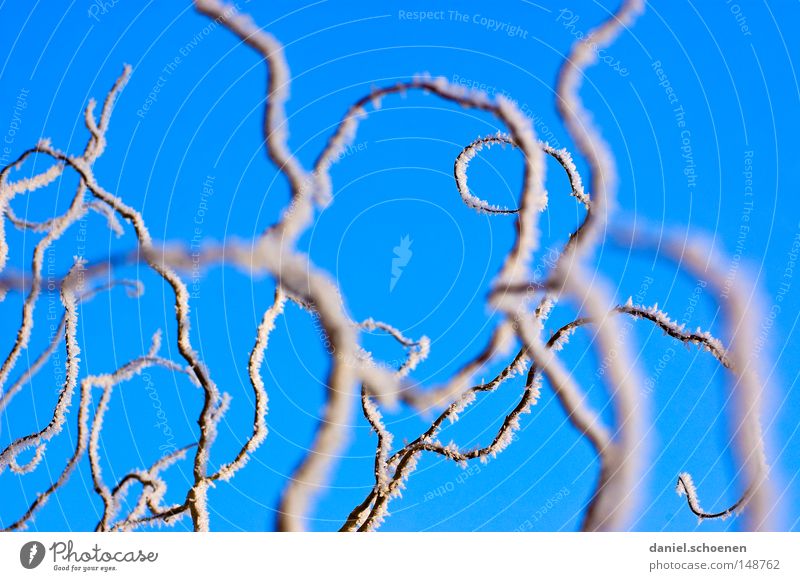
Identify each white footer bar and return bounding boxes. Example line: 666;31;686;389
2;532;797;580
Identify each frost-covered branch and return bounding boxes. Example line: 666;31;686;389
675;472;748;521
615;225;774;531
0;0;774;535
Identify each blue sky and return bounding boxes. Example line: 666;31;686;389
1;0;798;532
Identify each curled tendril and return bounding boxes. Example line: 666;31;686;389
676;473;749;521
